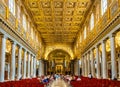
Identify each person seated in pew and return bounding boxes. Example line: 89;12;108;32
76;76;81;81
71;75;76;81
88;73;93;79
112;75;117;80
19;75;23;80
42;76;49;83
37;77;43;84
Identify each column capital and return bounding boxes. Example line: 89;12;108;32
85;53;87;56
95;44;100;48
1;34;7;39
27;51;31;54
90;49;93;53
24;48;27;52
11;41;17;45
101;39;106;44
19;46;22;49
87;51;90;54
109;33;116;38
26;50;29;53
39;59;44;61
82;55;84;57
31;55;34;58
33;55;36;58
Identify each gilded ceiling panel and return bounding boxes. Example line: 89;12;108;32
23;0;91;44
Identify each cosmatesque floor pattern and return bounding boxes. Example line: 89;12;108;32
49;79;69;87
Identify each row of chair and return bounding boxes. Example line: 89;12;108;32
70;77;120;87
0;78;44;87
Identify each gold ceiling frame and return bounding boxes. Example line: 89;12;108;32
23;0;91;44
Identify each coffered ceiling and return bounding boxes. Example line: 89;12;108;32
23;0;92;44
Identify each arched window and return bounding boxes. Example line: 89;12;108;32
90;13;94;30
84;26;87;39
9;0;15;15
31;27;33;39
17;5;21;22
101;0;107;15
33;31;35;40
36;35;38;43
22;14;27;32
96;4;100;23
27;21;30;33
80;34;82;43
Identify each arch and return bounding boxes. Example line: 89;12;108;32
47;49;71;60
44;44;74;60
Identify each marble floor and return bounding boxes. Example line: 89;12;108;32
48;79;69;87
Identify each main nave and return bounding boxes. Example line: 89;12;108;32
48;79;69;87
0;0;120;87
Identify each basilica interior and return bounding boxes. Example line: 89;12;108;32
0;0;120;87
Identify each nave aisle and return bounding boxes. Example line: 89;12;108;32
47;79;70;87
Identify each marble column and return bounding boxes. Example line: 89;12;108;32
78;60;80;76
87;52;90;74
70;60;74;75
110;34;117;79
8;64;10;80
90;50;95;77
102;40;107;79
82;56;85;76
23;49;27;78
96;45;100;78
118;56;120;78
10;41;16;80
42;60;45;76
31;55;33;77
38;59;44;76
27;52;30;78
17;46;22;79
44;61;47;75
33;57;36;77
74;60;78;75
85;55;88;76
38;60;41;76
0;35;7;82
